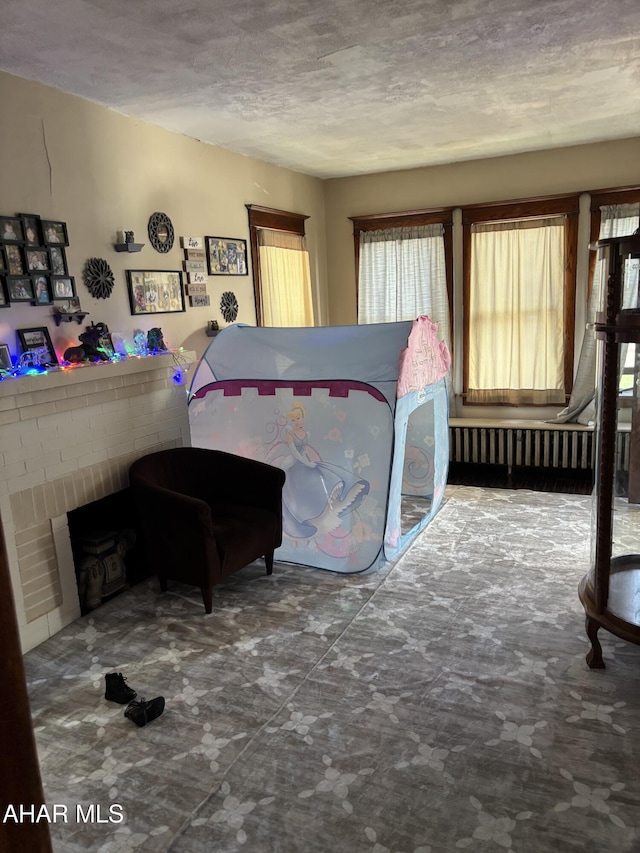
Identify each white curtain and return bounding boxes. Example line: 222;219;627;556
258;230;314;327
357;225;450;352
550;202;640;424
468;217;566;405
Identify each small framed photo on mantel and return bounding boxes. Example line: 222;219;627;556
17;326;58;367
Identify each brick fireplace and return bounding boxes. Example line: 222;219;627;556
0;352;195;653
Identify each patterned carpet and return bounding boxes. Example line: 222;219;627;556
24;486;640;852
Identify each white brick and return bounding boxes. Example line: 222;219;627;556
44;459;80;480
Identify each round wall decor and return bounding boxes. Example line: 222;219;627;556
83;257;115;299
148;211;174;253
220;291;239;323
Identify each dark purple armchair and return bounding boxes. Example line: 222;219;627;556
129;447;285;613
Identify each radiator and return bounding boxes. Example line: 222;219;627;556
449;423;631;472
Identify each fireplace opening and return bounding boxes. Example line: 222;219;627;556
67;488;151;615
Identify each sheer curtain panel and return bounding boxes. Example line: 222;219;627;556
358;225;450;350
258;230;314;327
550;201;640;423
468;217;566;405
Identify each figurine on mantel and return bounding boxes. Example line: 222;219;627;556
147;327;168;353
63;322;111;363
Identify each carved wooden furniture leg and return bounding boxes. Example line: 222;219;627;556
201;586;213;614
265;552;274;575
585;615;605;669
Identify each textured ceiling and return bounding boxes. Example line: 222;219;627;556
1;0;640;178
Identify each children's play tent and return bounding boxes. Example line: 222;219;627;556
187;317;450;573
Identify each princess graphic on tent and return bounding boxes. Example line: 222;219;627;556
265;401;370;542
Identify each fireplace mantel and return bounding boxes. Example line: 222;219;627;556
0;351;196;652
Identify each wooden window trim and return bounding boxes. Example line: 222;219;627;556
587;186;640;299
246;204;309;327
462;195;580;405
349;208;454;335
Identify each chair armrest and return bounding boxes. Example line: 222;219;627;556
132;481;213;537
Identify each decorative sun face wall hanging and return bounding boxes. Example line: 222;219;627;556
220;291;239;323
83;257;115;299
148;212;175;253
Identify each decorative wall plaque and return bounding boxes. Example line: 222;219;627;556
220;290;239;323
83;257;115;299
148;212;175;254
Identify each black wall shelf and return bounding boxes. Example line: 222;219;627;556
114;243;145;253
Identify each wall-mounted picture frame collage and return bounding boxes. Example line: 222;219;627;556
126;270;185;315
205;236;248;276
0;212;71;308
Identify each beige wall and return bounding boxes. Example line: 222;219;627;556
3;68;639;419
0;71;328;365
324;137;640;326
324;137;640;418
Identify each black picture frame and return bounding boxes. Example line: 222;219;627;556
17;326;58;367
0;216;24;244
25;248;51;273
0;278;10;308
205;236;248;276
0;343;11;369
126;270;185;315
4;244;26;275
41;220;69;247
18;213;42;246
32;274;53;305
6;275;35;302
51;275;77;300
49;246;68;276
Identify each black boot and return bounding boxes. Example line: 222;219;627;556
104;672;137;704
124;696;165;728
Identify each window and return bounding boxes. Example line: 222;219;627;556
590;188;640;397
350;209;453;351
462;196;579;406
247;205;314;327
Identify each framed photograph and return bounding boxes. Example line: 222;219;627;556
25;248;50;272
41;220;69;247
51;275;76;300
32;274;52;305
126;270;185;315
0;278;9;308
0;343;11;369
7;275;35;302
17;326;58;367
4;244;25;275
49;246;67;276
19;214;42;246
0;216;24;244
205;237;248;276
